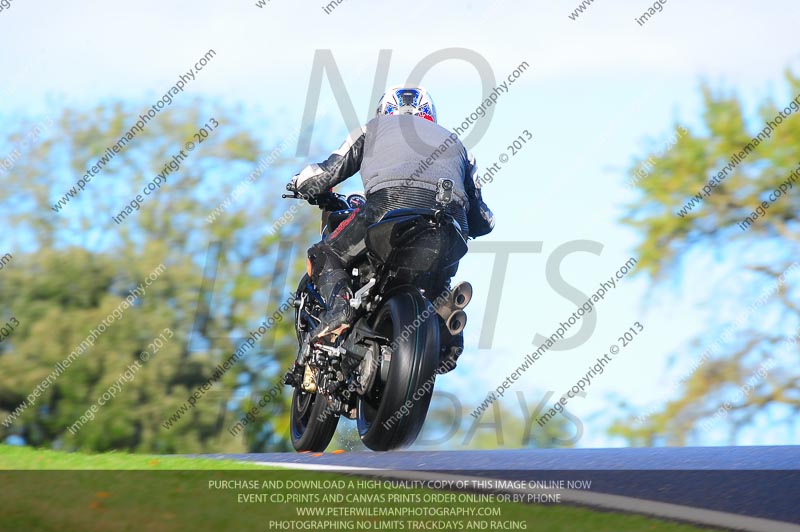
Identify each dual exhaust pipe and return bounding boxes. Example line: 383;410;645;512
436;282;472;336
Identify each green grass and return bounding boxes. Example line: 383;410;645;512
0;444;275;470
0;445;719;532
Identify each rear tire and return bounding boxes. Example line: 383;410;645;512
357;289;439;451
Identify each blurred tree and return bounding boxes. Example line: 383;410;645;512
0;101;318;452
610;73;800;445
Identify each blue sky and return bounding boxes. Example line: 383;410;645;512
2;0;799;448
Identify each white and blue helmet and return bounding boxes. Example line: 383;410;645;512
376;85;437;123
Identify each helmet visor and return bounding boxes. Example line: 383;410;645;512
395;88;421;107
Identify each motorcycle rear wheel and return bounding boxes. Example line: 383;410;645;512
357;289;439;451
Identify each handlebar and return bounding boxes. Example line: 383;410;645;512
283;181;348;210
282;181;301;199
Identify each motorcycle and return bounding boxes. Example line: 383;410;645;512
282;179;474;452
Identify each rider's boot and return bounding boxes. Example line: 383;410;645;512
311;267;354;343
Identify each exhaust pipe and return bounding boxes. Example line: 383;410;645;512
446;310;467;336
451;281;472;309
434;281;474;320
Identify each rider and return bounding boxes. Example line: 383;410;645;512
290;85;494;365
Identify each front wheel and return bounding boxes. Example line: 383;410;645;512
357;289;440;451
290;274;340;452
290;385;340;452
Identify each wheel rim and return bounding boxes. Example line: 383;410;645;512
357;306;392;436
291;388;315;441
357;380;383;435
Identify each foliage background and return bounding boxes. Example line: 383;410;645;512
1;0;799;453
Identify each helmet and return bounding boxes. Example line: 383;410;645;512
376;85;437;123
